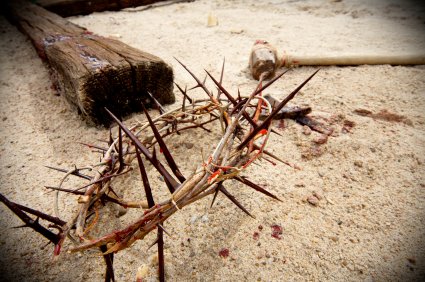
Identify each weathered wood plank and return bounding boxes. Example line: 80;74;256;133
36;0;168;17
5;0;174;126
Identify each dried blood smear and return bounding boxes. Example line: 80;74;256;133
271;224;283;239
219;248;229;258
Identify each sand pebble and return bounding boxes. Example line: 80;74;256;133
302;125;312;135
207;13;218;27
312;191;323;200
184;142;194;149
230;29;244;34
313;134;328;144
354;160;363;167
307;195;320;206
115;206;127;217
330;236;339;242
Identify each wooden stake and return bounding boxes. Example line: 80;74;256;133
5;0;174;126
36;0;168;17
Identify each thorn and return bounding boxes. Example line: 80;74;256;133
157;227;165;282
182;94;186;112
78;142;108;152
174;57;213;99
14;200;66;225
99;245;115;282
235;177;281;202
12;224;28;229
105;108;179;193
157;223;171;238
216;57;225;100
72;169;131;192
238;69;320;150
117;127;124;173
205;70;259;128
151;145;157;161
174;82;193;103
218;185;255;218
109;127;113;146
147;91;166;115
45;165;92;180
252;69;290;97
210;185;220;208
0;193;61;244
147;238;159;251
135;147;155;208
141;104;186;183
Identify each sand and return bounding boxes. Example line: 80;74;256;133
0;0;425;281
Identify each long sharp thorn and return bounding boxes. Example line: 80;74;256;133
117;127;124;173
157;223;171;237
218;57;225;100
252;145;285;164
271;128;282;136
135;147;155;208
45;186;125;207
238;70;320;150
174;57;213;99
13;224;29;229
174;82;193;103
105;108;178;193
73;169;131;191
141;104;186;183
152;146;158;162
218;186;255;218
147;91;165;114
252;69;290;96
147;238;159;251
210;183;221;208
158;227;165;282
78;142;108;152
109;127;113;146
0;193;60;244
182;93;186;112
100;245;115;282
45;186;85;195
107;186;119;198
205;70;259;128
45;165;92;180
220;57;225;81
14;202;66;226
229;98;248;115
235;177;281;201
205;70;237;104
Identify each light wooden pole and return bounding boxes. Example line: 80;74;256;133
250;40;425;80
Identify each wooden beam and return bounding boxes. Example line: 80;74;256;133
5;0;174;126
35;0;168;17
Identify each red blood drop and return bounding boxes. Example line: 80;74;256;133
253;232;260;240
219;248;229;258
54;243;61;256
271;224;283;240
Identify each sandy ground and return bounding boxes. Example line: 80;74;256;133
1;0;425;281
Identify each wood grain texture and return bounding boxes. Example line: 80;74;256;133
5;0;174;126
